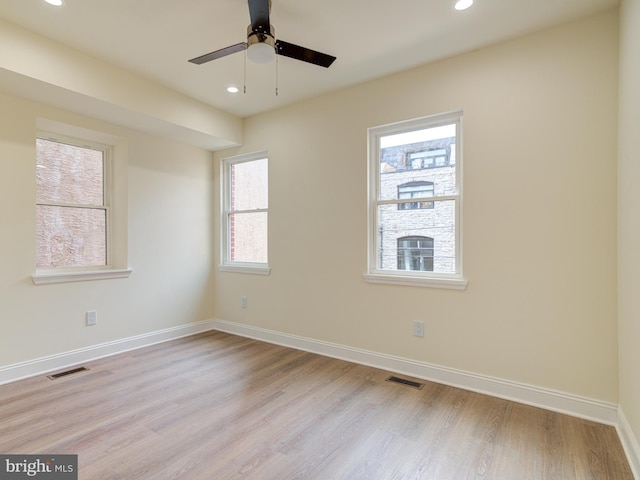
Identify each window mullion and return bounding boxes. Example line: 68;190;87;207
37;201;107;209
230;208;269;214
376;194;458;206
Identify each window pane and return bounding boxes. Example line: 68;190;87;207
379;124;457;201
36;138;104;205
229;212;268;263
36;205;106;268
398;236;434;271
398;182;434;210
377;200;456;274
231;158;268;211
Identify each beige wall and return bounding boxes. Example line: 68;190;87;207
214;11;619;402
0;92;215;366
618;0;640;454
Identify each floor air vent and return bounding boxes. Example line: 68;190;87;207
47;367;88;380
385;375;425;390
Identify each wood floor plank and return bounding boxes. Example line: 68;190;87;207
0;331;633;479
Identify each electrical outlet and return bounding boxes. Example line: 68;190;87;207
241;296;247;309
86;310;97;326
413;320;424;337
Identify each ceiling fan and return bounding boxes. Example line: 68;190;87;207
188;0;336;68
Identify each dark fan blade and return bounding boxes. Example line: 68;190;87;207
275;40;336;68
248;0;270;32
188;42;247;65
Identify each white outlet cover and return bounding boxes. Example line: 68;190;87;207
413;320;424;337
86;310;97;326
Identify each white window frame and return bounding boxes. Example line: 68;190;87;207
32;120;131;285
36;133;112;267
365;110;467;290
219;151;270;275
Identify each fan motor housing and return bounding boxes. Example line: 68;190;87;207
247;24;275;48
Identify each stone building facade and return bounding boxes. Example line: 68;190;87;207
378;137;457;274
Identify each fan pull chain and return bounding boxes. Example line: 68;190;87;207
275;54;279;96
243;49;247;94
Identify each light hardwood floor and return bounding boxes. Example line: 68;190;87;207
0;331;633;479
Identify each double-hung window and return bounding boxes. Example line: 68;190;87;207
36;135;110;270
33;123;130;285
366;110;466;289
220;151;269;274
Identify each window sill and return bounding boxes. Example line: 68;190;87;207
32;268;133;285
363;273;467;290
218;264;271;275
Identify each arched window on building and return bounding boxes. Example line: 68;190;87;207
397;236;434;271
398;181;434;210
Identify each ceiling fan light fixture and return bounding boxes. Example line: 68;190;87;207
454;0;473;10
246;24;277;64
44;0;64;5
247;42;276;64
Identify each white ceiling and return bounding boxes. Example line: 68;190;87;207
0;0;618;118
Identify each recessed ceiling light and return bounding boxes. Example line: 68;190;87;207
44;0;64;5
454;0;473;10
226;86;240;94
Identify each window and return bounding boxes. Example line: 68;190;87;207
366;110;466;289
407;148;450;169
220;151;269;274
36;136;109;270
398;236;434;271
32;120;130;285
398;181;434;210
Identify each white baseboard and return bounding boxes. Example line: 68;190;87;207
618;408;640;479
211;319;619;426
0;319;218;385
